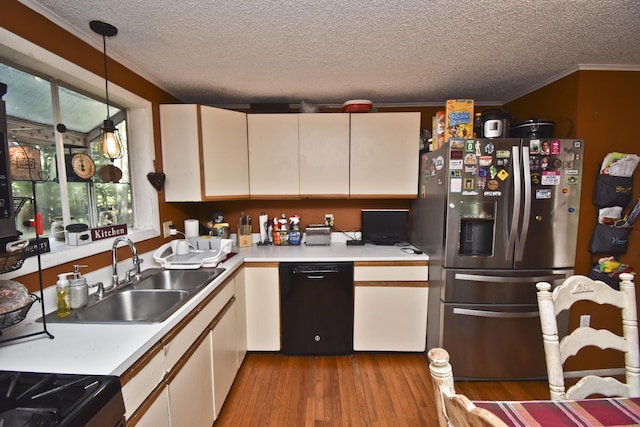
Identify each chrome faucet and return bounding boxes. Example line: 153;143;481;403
111;236;143;289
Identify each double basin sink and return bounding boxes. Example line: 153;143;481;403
43;267;225;324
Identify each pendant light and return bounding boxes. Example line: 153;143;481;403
90;20;124;162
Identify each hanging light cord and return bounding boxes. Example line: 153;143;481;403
102;34;110;121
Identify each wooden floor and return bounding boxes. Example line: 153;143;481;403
215;352;550;426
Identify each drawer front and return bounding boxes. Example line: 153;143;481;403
121;348;165;418
354;265;428;282
164;280;234;371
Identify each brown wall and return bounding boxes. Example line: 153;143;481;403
506;70;640;274
508;70;640;370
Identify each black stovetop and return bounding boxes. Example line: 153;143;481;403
0;370;123;426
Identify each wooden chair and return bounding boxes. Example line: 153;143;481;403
427;347;508;427
536;272;640;400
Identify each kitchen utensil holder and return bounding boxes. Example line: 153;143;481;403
238;224;252;247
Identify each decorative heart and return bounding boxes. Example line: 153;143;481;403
147;171;165;191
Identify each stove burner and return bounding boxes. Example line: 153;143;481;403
0;370;124;426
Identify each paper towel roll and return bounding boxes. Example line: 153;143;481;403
259;213;268;243
184;219;200;238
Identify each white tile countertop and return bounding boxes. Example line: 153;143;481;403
0;235;427;377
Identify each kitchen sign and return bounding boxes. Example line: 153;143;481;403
90;224;128;241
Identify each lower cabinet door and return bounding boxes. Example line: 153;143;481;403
168;335;214;427
212;300;239;419
134;387;170;427
353;285;428;351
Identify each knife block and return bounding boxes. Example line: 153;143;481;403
238;235;252;247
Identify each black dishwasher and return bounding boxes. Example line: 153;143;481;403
280;262;354;355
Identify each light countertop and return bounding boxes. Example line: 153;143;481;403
0;238;427;377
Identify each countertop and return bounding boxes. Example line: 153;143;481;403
0;239;427;377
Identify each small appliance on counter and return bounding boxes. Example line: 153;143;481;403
305;225;331;246
206;211;230;239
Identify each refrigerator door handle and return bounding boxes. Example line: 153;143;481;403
506;145;521;260
453;307;540;319
516;145;532;261
454;273;568;283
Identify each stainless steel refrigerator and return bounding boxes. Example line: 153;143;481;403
411;138;584;380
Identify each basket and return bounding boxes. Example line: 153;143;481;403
0;249;28;274
0;294;38;330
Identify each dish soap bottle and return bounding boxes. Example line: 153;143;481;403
69;264;88;309
56;272;73;318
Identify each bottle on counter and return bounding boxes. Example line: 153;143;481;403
56;272;73;318
473;112;482;138
289;215;301;245
69;264;88;310
279;214;289;245
272;217;281;245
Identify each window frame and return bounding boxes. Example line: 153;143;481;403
0;28;160;278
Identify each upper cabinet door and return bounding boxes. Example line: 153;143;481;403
350;112;421;198
201;106;249;199
247;114;299;198
160;104;249;201
299;113;350;198
160;104;203;202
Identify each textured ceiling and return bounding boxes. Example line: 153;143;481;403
19;0;640;107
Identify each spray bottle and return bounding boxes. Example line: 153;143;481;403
289;215;301;245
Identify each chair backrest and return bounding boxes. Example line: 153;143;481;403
427;348;508;427
536;272;639;400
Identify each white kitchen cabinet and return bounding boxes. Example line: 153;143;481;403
120;345;165;420
164;280;234;372
247;114;299;197
244;263;281;350
350;112;421;197
121;277;239;425
353;261;428;351
212;299;239;419
234;267;248;367
298;113;350;197
167;332;215;427
160;104;249;201
132;387;170;427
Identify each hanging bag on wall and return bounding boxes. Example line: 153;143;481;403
594;174;633;208
589;223;632;254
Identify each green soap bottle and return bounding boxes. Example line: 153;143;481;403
56;272;73;318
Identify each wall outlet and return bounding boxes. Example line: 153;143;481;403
324;213;334;227
580;314;591;328
162;221;173;238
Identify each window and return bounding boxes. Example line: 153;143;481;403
1;27;159;278
1;62;132;242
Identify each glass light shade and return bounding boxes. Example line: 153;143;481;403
99;119;124;162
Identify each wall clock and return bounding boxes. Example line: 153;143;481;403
65;153;96;181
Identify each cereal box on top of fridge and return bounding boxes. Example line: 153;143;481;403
444;99;474;142
431;111;445;151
